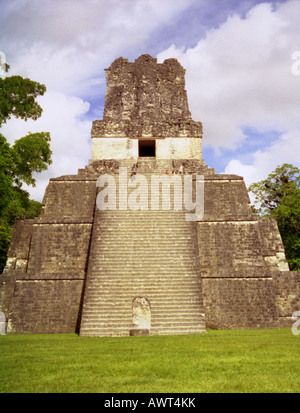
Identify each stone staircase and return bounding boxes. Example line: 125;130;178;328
79;162;206;336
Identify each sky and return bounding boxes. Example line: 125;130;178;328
0;0;300;202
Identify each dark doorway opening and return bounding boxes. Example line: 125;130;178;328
138;140;156;157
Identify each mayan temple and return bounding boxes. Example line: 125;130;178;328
0;54;299;336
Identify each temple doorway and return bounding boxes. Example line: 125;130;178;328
138;140;156;157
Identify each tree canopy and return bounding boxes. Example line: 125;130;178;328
0;75;52;273
0;76;46;126
248;163;300;271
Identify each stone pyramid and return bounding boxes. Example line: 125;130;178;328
0;54;299;336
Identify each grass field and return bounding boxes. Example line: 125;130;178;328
0;329;299;393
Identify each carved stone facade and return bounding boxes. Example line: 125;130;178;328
0;55;299;335
91;54;202;160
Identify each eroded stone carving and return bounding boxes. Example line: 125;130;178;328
0;312;6;335
132;296;151;330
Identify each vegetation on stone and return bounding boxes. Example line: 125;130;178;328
249;164;300;270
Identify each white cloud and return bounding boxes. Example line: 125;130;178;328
2;0;195;96
158;1;300;144
225;129;300;187
1;0;300;203
0;0;195;201
1;91;91;200
156;0;300;191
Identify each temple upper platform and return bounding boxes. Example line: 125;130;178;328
91;54;203;160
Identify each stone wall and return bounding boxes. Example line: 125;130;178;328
41;180;97;219
196;174;287;329
92;137;138;160
197;218;281;328
103;55;192;124
1;175;97;334
0;272;16;316
258;217;290;271
197;221;267;278
7;279;84;334
202;278;279;329
273;270;300;327
91;137;202;160
4;220;34;273
156;137;201;159
91;55;203;162
92;54;203;139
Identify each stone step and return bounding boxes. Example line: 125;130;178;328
87;260;199;266
81;304;204;313
89;252;198;258
80;175;204;337
88;254;199;260
86;277;201;283
84;292;202;299
83;299;202;306
91;243;197;248
82;300;202;309
96;209;195;214
86;272;200;278
81;323;204;333
81;316;204;325
84;291;201;297
87;267;200;273
86;273;201;278
81;314;204;324
92;233;196;239
84;280;201;289
87;262;199;268
82;318;204;326
85;275;201;281
85;279;201;286
84;285;202;292
84;290;201;297
93;226;195;232
90;239;197;245
82;309;203;317
80;325;205;337
94;223;195;229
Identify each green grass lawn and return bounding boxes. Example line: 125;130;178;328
0;329;299;393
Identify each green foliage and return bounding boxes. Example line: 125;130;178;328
13;131;52;186
0;76;46;126
0;75;51;273
248;164;300;270
248;163;300;214
0;224;12;273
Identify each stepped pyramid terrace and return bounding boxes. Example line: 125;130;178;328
0;54;299;336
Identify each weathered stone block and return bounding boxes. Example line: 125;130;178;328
42;180;97;219
27;223;92;276
197;221;267;278
7;279;84;334
202;278;279;329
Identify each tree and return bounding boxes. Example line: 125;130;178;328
0;75;52;273
248;164;300;270
0;76;46;126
